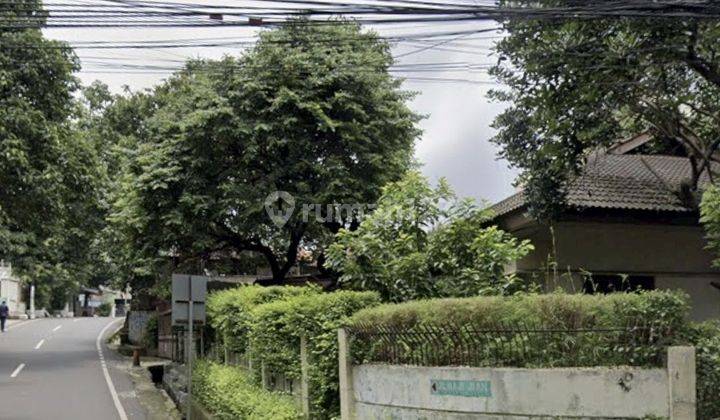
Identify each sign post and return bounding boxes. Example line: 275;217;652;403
172;274;208;420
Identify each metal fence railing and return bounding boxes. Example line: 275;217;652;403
347;319;675;368
165;328;207;363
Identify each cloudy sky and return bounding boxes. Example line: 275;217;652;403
43;0;518;203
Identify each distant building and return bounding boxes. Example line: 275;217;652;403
491;138;720;321
0;262;26;317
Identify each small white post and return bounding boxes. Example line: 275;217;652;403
338;328;354;420
29;283;35;319
667;346;696;420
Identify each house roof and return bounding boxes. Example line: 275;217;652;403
491;153;711;218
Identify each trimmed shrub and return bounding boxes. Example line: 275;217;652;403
193;360;301;420
349;291;690;367
683;321;720;420
249;290;380;418
207;285;318;354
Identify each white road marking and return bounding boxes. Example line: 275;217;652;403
10;364;25;378
73;319;80;323
52;325;62;332
97;319;128;420
34;339;45;350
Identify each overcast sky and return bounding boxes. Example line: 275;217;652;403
43;1;518;203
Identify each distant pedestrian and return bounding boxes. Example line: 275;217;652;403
0;301;8;332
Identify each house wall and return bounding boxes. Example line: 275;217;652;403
656;276;720;320
552;222;717;274
508;220;720;320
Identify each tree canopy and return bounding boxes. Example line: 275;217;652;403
0;1;110;306
108;20;421;286
490;2;720;219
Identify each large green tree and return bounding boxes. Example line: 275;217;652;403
326;171;534;302
0;2;116;308
490;2;720;219
1;0;76;265
110;20;421;283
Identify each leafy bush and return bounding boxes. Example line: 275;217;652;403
193;360;300;420
683;321;720;420
207;285;317;355
143;314;158;350
249;290;380;418
326;171;534;303
96;302;112;317
349;291;690;368
700;185;720;267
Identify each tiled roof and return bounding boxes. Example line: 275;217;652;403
491;154;709;218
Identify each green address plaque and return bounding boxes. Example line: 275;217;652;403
430;379;492;398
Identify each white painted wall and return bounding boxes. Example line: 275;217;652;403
341;347;696;419
0;264;23;315
352;364;669;419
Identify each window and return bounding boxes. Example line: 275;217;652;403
582;274;655;294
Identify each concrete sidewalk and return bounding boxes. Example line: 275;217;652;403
105;341;181;420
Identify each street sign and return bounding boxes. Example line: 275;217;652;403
430;379;492;398
170;273;209;420
171;274;207;326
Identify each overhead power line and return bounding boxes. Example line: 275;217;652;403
2;0;720;29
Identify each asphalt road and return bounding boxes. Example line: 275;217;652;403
0;317;149;420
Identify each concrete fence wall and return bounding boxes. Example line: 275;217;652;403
338;329;696;419
128;310;154;345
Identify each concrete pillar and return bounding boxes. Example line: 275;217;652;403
667;346;696;420
338;328;354;420
300;335;310;418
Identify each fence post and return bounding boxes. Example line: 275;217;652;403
338;328;354;420
667;346;696;420
300;335;311;418
261;361;269;389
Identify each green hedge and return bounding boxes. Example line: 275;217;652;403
349;291;690;367
683;321;720;419
193;360;301;420
207;285;317;354
249;290;380;418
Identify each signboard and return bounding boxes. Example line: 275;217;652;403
171;274;207;326
430;379;492;398
171;274;210;420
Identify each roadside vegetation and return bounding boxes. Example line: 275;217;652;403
203;287;719;419
207;286;379;418
193;361;300;420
